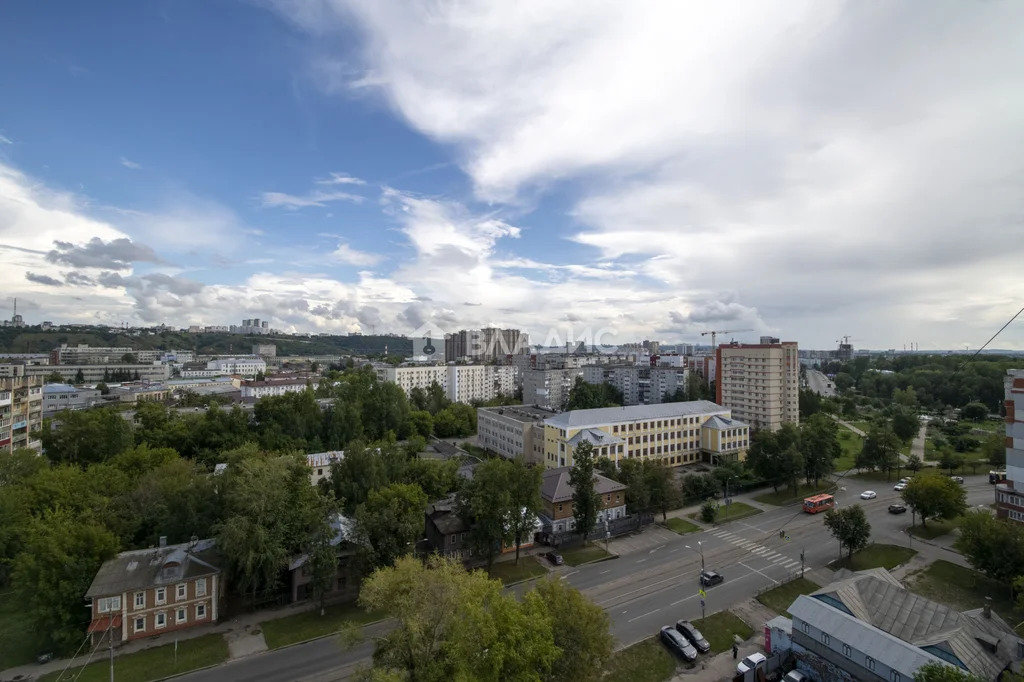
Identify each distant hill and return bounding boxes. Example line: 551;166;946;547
0;326;412;357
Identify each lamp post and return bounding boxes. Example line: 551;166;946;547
686;542;706;620
685;541;705;574
724;476;738;520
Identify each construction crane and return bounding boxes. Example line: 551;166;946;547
836;335;853;345
700;328;753;349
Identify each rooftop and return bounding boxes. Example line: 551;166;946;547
85;539;220;599
703;415;749;430
541;466;626;503
544;400;729;429
478;404;558;422
426;494;470;536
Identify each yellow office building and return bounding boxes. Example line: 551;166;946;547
543;400;748;469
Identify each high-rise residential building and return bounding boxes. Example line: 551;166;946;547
252;344;277;358
444;328;528;363
582;365;688;406
522;368;582;410
375;364;517;405
543;400;748;469
477;405;556;464
716;341;799;432
996;369;1024;524
51;344;136;365
0;365;44;453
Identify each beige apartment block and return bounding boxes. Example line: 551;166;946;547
715;341;799;432
477;404;556;464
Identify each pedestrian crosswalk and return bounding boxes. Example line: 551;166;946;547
709;528;803;570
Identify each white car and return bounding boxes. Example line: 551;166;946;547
893;483;907;491
860;490;877;500
737;652;767;675
784;672;809;682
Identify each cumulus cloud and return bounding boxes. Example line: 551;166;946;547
25;272;63;287
45;237;162;270
331;243;382;266
316;172;366;185
64;271;96;287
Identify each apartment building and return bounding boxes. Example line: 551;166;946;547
42;383;104;417
543;400;748;469
85;538;221;648
375;364;517;405
522;368;582;410
996;369;1024;524
787;568;1020;682
306;450;345;486
24;363;171;384
715;341;799;432
444;328;529;363
240;377;316;401
582;364;689;405
252;344;277;358
0;367;43;453
477;405;555;464
539;467;627;535
50;344;134;365
136;349;194;364
205;357;266;377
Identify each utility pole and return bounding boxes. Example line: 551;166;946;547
800;549;805;579
108;620;114;682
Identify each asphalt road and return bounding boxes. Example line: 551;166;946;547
805;369;836;397
176;477;996;682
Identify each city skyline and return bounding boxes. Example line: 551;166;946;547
2;2;1023;350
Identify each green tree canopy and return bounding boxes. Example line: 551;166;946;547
955;510;1024;591
459;457;513;571
901;473;967;528
41;407;134;465
959;401;988;422
531;577;614;682
354;482;428;571
569;440;600;541
823;505;871;559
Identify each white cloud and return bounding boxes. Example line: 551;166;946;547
316;172;366;185
264;0;1024;349
331;243;383;266
120;157;142;169
260;189;364;208
0;134;12;145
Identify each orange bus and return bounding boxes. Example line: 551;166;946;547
803;494;834;514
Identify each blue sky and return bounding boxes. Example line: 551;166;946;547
2;1;1023;350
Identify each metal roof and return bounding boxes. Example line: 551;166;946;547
85;539;220;599
540;467;626;503
544;400;729;429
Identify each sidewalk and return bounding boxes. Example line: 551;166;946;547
0;597;343;682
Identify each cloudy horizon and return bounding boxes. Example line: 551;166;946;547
2;1;1023;351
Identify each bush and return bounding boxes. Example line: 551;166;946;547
700;499;717;523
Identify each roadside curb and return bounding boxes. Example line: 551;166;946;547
259;616;391;654
567;553;619;569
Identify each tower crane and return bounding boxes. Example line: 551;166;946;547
700;328;753;349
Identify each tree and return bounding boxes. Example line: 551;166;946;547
531;577;614;682
700;498;717;523
408;410;434;439
355;482;428;570
823;505;871;559
906;454;923;473
358;556;558;682
41;407;134;465
645;461;678;521
307;497;341;617
121;352;137;364
800;414;841;487
505;459;543;564
73;368;85;384
892;387;919;409
938;449;964;475
96;381;110;395
901;474;967;528
405;458;460;500
960;401;988;422
569;441;600;542
459;458;515;571
798;388;822;418
913;662;986;682
746;430;786;493
858;425;901;475
981;431;1006;467
44;371;65;383
955;510;1024;593
565;378;622;410
890;407;921;443
12;509;119;652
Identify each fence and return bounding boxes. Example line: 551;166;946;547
540;513;654;548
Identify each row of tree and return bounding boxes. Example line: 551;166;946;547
745;414;843;494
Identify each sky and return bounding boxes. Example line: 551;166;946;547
1;1;1023;351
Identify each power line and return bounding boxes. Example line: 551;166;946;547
952;302;1024;379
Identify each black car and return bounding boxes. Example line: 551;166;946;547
700;570;724;587
660;626;698;662
675;620;710;653
544;551;564;566
888;504;907;514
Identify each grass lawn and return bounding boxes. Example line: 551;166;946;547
754;482;836;506
0;591;38;669
688;501;763;524
261;601;384;649
561;545;613;566
692;611;754;654
836;428;861;471
39;633;227;682
661;517;701;535
603;636;679;682
909;517;961;540
756;578;820;618
829;543;917;571
487;558;549;584
847;420;873;434
908;560;1022;631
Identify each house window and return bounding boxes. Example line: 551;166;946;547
196;578;207;597
134;616;145;633
97;596;121;613
821;633;830;645
156;612;167;629
156;587;166;605
866;657;875;671
558;503;563;512
197;602;207;619
134;592;145;609
843;644;851;657
890;673;900;682
176;607;187;624
801;621;810;634
177;583;187;600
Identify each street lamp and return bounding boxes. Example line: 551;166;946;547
686;542;706;620
724;476;738;520
685;541;705;574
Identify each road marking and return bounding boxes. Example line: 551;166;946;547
628;608;661;623
754;548;769;556
741;561;779;585
669;548;679;553
636;558;647;563
671;593;698;606
763;551;779;559
600;569;611;575
784;560;800;569
563;570;579;578
770;556;786;564
650;545;665;553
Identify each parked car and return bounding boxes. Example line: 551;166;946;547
783;670;809;682
860;490;877;500
737;652;767;675
660;626;698;662
888;504;907;514
893;482;907;491
950;476;964;484
700;570;724;587
899;477;911;484
544;551;563;566
675;620;710;653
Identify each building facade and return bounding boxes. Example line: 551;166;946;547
240;378;315;400
716;341;799;432
539;467;627;535
522;368;582;410
253;344;277;358
84;539;221;648
996;369;1024;523
375;364;517;405
206;357;266;377
50;344;135;365
306;450;345;486
425;494;472;560
24;363;171;384
0;367;43;453
476;405;555;464
582;364;689;406
542;401;748;469
444;328;529;363
42;383;103;417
